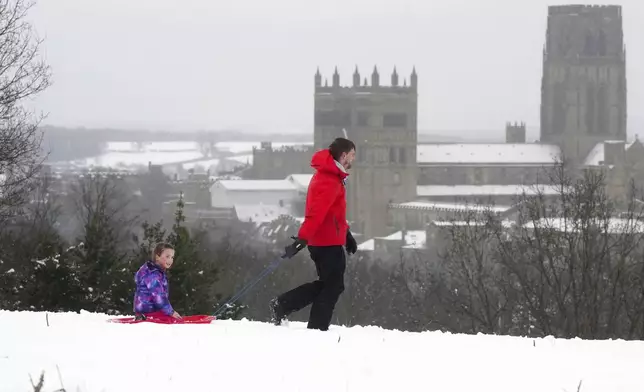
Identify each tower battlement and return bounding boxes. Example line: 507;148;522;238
548;4;621;17
314;66;417;93
543;3;624;61
505;121;526;143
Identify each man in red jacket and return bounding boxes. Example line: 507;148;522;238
270;137;358;331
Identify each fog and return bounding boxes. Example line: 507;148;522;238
28;0;644;138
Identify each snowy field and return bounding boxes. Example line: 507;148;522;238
2;311;644;391
56;141;312;172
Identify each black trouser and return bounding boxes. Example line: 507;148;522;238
277;245;346;331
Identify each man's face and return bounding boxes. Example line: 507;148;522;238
340;149;356;170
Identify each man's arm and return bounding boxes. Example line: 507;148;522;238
298;178;340;242
144;273;174;316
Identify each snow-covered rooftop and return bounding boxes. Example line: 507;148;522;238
417;184;562;197
357;238;375;251
417;143;561;166
286;174;313;191
525;217;644;234
390;200;511;213
215;179;297;191
234;204;293;224
358;230;427;251
183;158;220;171
583;141;636;167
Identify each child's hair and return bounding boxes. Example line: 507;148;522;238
152;242;174;259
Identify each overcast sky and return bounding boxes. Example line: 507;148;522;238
27;0;643;138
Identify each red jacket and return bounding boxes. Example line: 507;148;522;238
297;149;349;246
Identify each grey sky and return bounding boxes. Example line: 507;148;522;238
28;0;643;138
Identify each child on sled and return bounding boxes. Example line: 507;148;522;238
133;242;182;321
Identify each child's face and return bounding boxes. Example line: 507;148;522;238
156;248;175;270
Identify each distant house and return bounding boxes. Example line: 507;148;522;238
210;178;299;209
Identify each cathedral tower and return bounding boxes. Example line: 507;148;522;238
313;66;418;238
540;5;627;162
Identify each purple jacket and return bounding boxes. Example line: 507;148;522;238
133;261;174;316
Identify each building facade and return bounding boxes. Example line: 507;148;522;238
313;66;419;238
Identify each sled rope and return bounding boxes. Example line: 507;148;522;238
213;254;286;318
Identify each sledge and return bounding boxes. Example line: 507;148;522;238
108;314;216;324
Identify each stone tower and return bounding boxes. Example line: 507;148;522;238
540;5;627;162
313;66;418;238
506;121;526;143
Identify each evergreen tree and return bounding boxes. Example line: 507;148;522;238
27;242;85;312
67;175;138;314
0;195;85;312
135;194;244;318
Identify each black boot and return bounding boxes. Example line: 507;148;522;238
269;298;286;326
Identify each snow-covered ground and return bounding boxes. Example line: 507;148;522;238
2;311;644;392
78;150;205;168
54;141;311;172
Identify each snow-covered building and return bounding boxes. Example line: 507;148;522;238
416;143;562;187
387;200;514;231
210;179;298;209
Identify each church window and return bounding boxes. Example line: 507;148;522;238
389;147;397;163
393;172;401;185
315;110;351;127
586;85;597;135
377;147;388;164
583;30;595;56
399;147;406;164
597;85;608;135
597;30;607;56
383;113;408;127
551;83;566;135
356;111;369;126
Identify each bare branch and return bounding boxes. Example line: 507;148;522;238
0;0;51;222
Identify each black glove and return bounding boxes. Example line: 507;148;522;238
345;230;357;255
283;236;307;259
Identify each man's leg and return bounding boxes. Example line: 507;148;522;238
272;247;324;322
307;245;346;331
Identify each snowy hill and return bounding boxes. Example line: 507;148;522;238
2;311;644;392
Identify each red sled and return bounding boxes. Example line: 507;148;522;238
108;312;216;325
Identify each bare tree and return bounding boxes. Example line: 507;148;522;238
0;0;51;222
436;159;644;339
434;210;515;335
67;174;140;313
495;163;644;339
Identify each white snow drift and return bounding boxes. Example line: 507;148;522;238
1;310;643;391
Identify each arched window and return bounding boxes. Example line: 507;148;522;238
597;30;607;56
393;172;401;185
583;31;595;56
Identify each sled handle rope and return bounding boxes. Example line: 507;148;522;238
212;254;287;318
